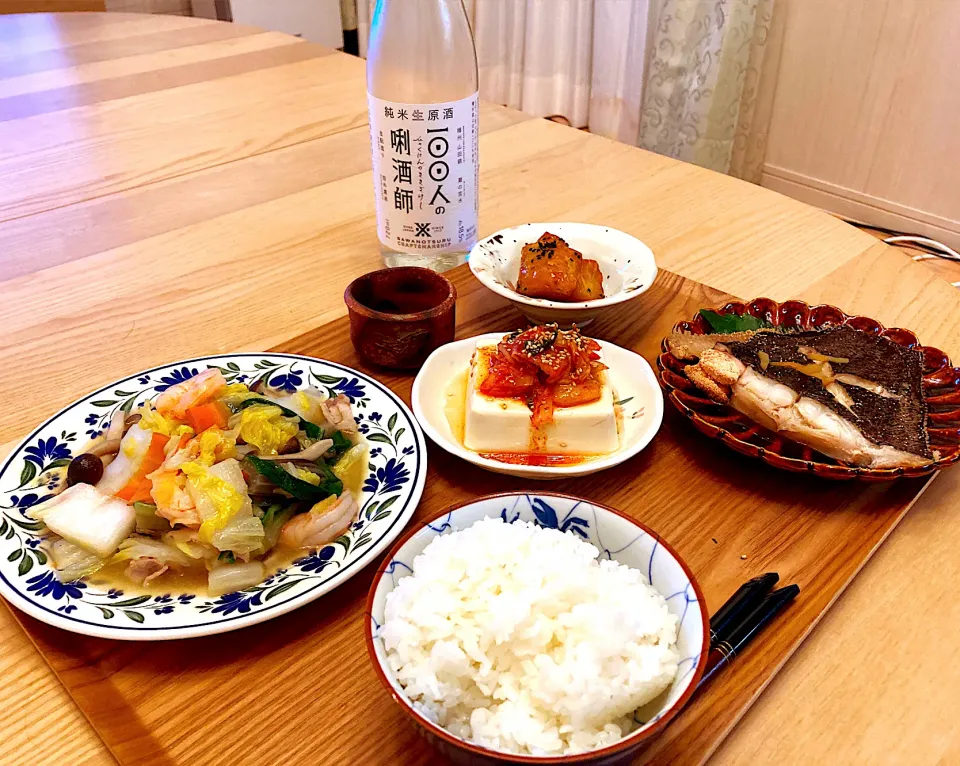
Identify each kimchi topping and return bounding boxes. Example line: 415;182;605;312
476;325;607;429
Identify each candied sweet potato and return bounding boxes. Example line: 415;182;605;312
570;258;605;301
516;232;582;300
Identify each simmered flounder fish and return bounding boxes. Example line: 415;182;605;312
671;325;932;469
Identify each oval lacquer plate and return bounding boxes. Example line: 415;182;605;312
0;353;426;639
657;298;960;480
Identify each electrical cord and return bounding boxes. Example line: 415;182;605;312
882;235;960;262
833;215;960;287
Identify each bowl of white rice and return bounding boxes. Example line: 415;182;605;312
364;493;708;765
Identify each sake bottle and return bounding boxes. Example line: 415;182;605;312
367;0;479;271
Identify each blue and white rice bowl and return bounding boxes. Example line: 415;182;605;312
365;493;708;764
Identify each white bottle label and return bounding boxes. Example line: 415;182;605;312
368;92;479;254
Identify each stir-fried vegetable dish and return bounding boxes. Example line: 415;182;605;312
30;369;368;596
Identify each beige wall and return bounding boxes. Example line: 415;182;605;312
761;0;960;248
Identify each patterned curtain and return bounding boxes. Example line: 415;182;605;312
639;0;782;181
349;0;782;181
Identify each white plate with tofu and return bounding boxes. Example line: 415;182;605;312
0;353;426;640
412;330;664;478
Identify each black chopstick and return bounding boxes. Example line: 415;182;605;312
698;584;801;688
709;572;779;647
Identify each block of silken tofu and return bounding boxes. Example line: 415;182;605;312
463;340;619;455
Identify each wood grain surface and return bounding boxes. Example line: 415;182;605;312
15;266;932;766
0;12;959;766
0;1;104;12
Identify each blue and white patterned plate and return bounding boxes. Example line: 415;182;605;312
365;493;708;761
0;353;426;640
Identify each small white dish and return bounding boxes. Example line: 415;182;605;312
412;333;664;479
468;222;658;327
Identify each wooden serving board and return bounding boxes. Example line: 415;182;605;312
11;266;931;766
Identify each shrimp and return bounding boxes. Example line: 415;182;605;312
319;393;359;435
156;368;227;419
149;469;201;528
279;493;359;549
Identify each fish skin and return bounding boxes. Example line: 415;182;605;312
725;326;930;458
690;346;932;469
668;330;761;361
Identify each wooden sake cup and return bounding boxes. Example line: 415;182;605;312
344;267;457;370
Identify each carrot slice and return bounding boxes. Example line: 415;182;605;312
185;401;230;433
116;433;169;502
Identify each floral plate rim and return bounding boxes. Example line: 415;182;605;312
0;352;427;640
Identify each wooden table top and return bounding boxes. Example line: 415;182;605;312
1;12;958;766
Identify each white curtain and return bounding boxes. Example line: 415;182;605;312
640;0;780;177
352;0;780;180
468;0;654;142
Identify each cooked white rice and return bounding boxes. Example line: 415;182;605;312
381;517;679;756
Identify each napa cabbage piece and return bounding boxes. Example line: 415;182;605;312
47;539;105;581
112;536;194;568
269;388;328;425
136;404;194;439
31;483;135;558
182;459;258;548
233;404;299;455
194;427;237;466
284;463;322;486
217;382;258;408
163;528;219;561
234;397;324;440
211;515;265;558
331;444;368;496
208;561;265;597
95;424;156;496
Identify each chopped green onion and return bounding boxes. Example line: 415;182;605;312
329;431;352;462
133;501;170;534
246;455;342;502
